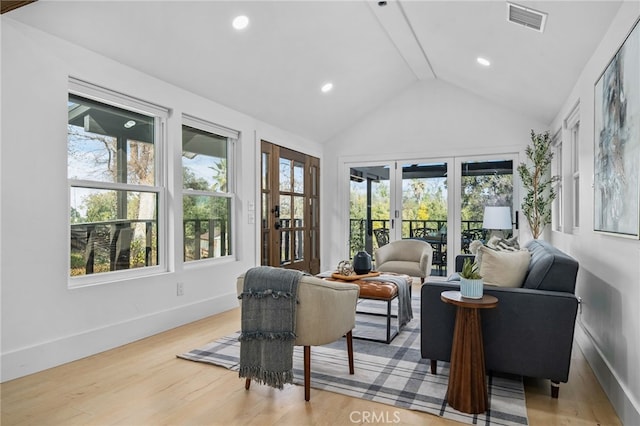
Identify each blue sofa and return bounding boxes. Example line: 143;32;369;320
421;239;579;398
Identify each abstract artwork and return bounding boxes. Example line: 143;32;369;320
594;19;640;238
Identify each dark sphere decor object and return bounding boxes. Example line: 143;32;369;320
352;251;372;275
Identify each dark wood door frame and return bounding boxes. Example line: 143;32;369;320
260;140;320;274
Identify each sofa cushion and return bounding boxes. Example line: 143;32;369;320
522;240;579;292
476;245;530;288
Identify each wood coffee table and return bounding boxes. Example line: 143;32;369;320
440;290;498;414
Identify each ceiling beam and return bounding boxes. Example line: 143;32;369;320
367;0;436;80
1;1;36;15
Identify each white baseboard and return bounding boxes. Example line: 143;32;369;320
575;322;640;425
1;292;238;382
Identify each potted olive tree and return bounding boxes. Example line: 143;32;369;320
459;258;483;299
517;130;559;239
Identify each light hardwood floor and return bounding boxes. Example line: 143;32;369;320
1;283;621;426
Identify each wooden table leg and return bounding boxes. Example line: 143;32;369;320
446;306;489;414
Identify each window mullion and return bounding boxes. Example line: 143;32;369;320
69;179;160;193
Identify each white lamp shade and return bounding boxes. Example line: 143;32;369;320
483;206;512;230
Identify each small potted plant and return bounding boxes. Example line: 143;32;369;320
459;258;483;299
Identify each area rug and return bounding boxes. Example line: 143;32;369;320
178;294;529;426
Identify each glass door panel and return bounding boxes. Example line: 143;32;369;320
401;162;449;276
260;150;271;266
349;164;391;259
459;158;514;254
278;158;305;267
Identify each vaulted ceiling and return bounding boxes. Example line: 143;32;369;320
4;1;623;142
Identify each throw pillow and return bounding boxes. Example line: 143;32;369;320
486;236;520;251
476;245;530;287
469;239;483;255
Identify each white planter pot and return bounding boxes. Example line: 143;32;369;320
460;278;484;299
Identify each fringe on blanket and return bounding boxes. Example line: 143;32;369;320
238;365;294;390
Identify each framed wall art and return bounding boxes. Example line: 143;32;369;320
594;18;640;238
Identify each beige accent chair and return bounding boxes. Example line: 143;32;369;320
236;274;359;401
374;239;433;283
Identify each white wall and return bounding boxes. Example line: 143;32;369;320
320;22;640;421
320;78;547;270
0;18;322;382
549;4;640;425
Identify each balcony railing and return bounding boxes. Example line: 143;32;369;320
70;220;155;275
349;218;484;256
71;218;229;276
183;218;229;261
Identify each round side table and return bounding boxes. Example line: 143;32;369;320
441;290;498;414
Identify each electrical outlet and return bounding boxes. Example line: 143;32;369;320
177;282;184;296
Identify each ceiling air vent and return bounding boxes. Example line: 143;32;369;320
506;2;547;33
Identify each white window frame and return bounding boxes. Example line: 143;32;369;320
181;114;238;264
551;129;563;232
68;78;169;287
564;101;580;232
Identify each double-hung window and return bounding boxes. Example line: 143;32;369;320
68;80;168;284
571;123;580;230
182;115;237;262
564;102;580;231
551;130;563;232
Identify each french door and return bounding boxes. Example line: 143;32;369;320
349;160;449;275
348;154;517;276
261;141;320;274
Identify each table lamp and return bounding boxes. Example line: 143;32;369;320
482;206;512;239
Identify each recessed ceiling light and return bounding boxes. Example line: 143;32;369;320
232;15;249;30
124;120;136;128
321;82;333;93
476;57;491;67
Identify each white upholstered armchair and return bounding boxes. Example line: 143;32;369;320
236;273;359;401
374;239;433;283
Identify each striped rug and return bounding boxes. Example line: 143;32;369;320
178;294;528;426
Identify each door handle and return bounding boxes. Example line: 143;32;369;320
274;221;281;230
271;205;280;218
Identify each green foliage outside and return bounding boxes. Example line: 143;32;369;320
69;121;229;274
183;161;230;261
461;173;513;221
349;168;513;255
